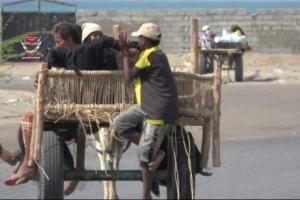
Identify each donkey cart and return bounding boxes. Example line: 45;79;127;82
29;63;221;199
199;43;244;82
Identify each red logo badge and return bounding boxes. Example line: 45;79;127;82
20;33;43;60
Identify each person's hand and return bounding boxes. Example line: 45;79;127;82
128;48;140;62
117;32;129;57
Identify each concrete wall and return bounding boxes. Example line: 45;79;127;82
1;9;300;56
0;9;2;61
76;9;300;54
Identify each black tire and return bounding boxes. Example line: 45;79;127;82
199;54;214;74
167;128;196;199
234;54;243;82
207;55;214;73
38;131;64;199
199;54;208;74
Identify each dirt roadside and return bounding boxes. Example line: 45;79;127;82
0;52;299;120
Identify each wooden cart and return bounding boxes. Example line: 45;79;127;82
189;18;244;82
27;19;222;199
199;46;244;82
28;62;221;199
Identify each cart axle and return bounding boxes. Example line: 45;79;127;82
64;170;167;181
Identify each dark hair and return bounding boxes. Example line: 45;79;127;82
230;25;246;35
74;24;82;41
52;22;81;44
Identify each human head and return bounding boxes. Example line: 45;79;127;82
231;25;239;32
81;22;103;43
52;22;81;50
202;25;210;32
231;24;245;35
131;22;161;50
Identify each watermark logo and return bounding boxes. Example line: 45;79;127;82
20;33;43;60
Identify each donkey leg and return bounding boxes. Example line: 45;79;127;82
94;130;110;199
109;145;123;200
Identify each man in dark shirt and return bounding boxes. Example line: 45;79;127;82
4;22;118;192
113;22;179;200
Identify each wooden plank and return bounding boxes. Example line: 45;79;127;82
200;116;212;168
199;49;242;54
32;62;48;162
76;125;86;171
29;110;37;167
42;115;204;127
113;24;122;39
190;18;199;74
213;68;222;167
64;170;168;181
113;24;123;70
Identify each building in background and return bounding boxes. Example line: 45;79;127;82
0;0;76;62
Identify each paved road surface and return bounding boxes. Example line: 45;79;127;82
1;83;300;199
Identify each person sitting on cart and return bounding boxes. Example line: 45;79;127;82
2;21;142;196
199;25;216;74
230;24;251;52
113;22;179;200
63;22;141;196
2;22;83;188
2;22;122;188
199;25;216;50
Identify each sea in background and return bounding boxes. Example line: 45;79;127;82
0;0;300;14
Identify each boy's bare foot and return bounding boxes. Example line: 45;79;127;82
0;144;18;166
64;180;79;196
148;150;165;171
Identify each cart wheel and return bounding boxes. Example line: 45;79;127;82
199;54;214;74
199;54;208;74
38;131;64;199
234;54;243;82
167;129;196;199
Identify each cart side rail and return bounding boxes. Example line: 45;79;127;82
41;66;216;122
30;62;221;168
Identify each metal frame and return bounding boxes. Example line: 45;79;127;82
1;0;77;12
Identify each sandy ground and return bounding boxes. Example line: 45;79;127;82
0;52;299;120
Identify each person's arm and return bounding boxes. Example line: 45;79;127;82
117;32;133;82
122;53;131;82
112;39;140;63
89;36;115;51
46;48;68;68
101;35;116;49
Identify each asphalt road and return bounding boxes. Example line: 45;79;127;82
1;82;300;199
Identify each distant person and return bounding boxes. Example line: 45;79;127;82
230;24;251;51
230;24;246;36
199;25;215;50
199;25;215;74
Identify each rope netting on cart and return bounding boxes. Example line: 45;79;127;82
41;69;215;123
